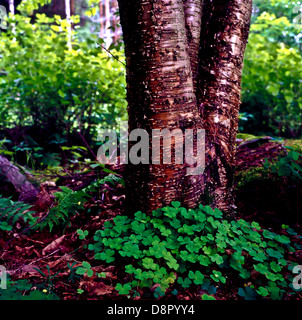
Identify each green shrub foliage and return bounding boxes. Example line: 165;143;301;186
0;14;126;138
241;11;302;137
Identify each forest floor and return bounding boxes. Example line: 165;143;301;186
0;137;302;300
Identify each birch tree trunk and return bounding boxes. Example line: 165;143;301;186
105;0;111;47
182;0;202;92
197;0;253;212
117;0;252;214
118;0;204;214
8;0;15;15
65;0;72;49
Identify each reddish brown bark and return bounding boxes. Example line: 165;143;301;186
118;0;204;214
197;0;253;213
182;0;202;91
117;0;253;214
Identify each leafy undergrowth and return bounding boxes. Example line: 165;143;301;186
88;202;300;300
235;138;302;228
0;139;302;300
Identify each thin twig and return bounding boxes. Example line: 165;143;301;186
77;129;97;159
9;248;61;276
97;42;126;67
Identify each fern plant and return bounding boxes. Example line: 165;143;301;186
36;186;90;232
83;173;125;193
0;196;36;232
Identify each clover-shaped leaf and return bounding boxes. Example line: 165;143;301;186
179;224;194;235
188;270;204;285
207;234;214;241
125;264;136;274
134;211;149;222
256;286;269;297
239;268;251;279
210;254;224;265
251;250;267;262
177;236;191;245
163;252;179;270
180;250;198;263
198;255;211;267
75;261;93;277
266;248;283;259
210;270;226;283
180;207;193;219
186;241;200;253
203;205;214;215
171;201;181;208
262;229;276;240
160;226;172;237
142;258;158;270
169;219;181;229
77;229;88;240
194;211;206;223
177;277;192;288
148;243;166;258
115;283;132;295
212;208;223;218
254;263;268;274
131;220;146;233
96;249;115;263
154;285;166;298
166;258;179;271
202;246;212;255
270;261;282;273
162;207;177;219
238;287;258;300
251;221;261;231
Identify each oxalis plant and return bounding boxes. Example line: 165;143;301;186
89;202;297;299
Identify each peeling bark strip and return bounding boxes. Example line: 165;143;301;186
197;0;253;212
182;0;202;92
117;0;252;214
118;0;204;214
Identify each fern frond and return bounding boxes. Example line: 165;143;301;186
0;196;36;232
35;187;91;231
83;173;125;193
